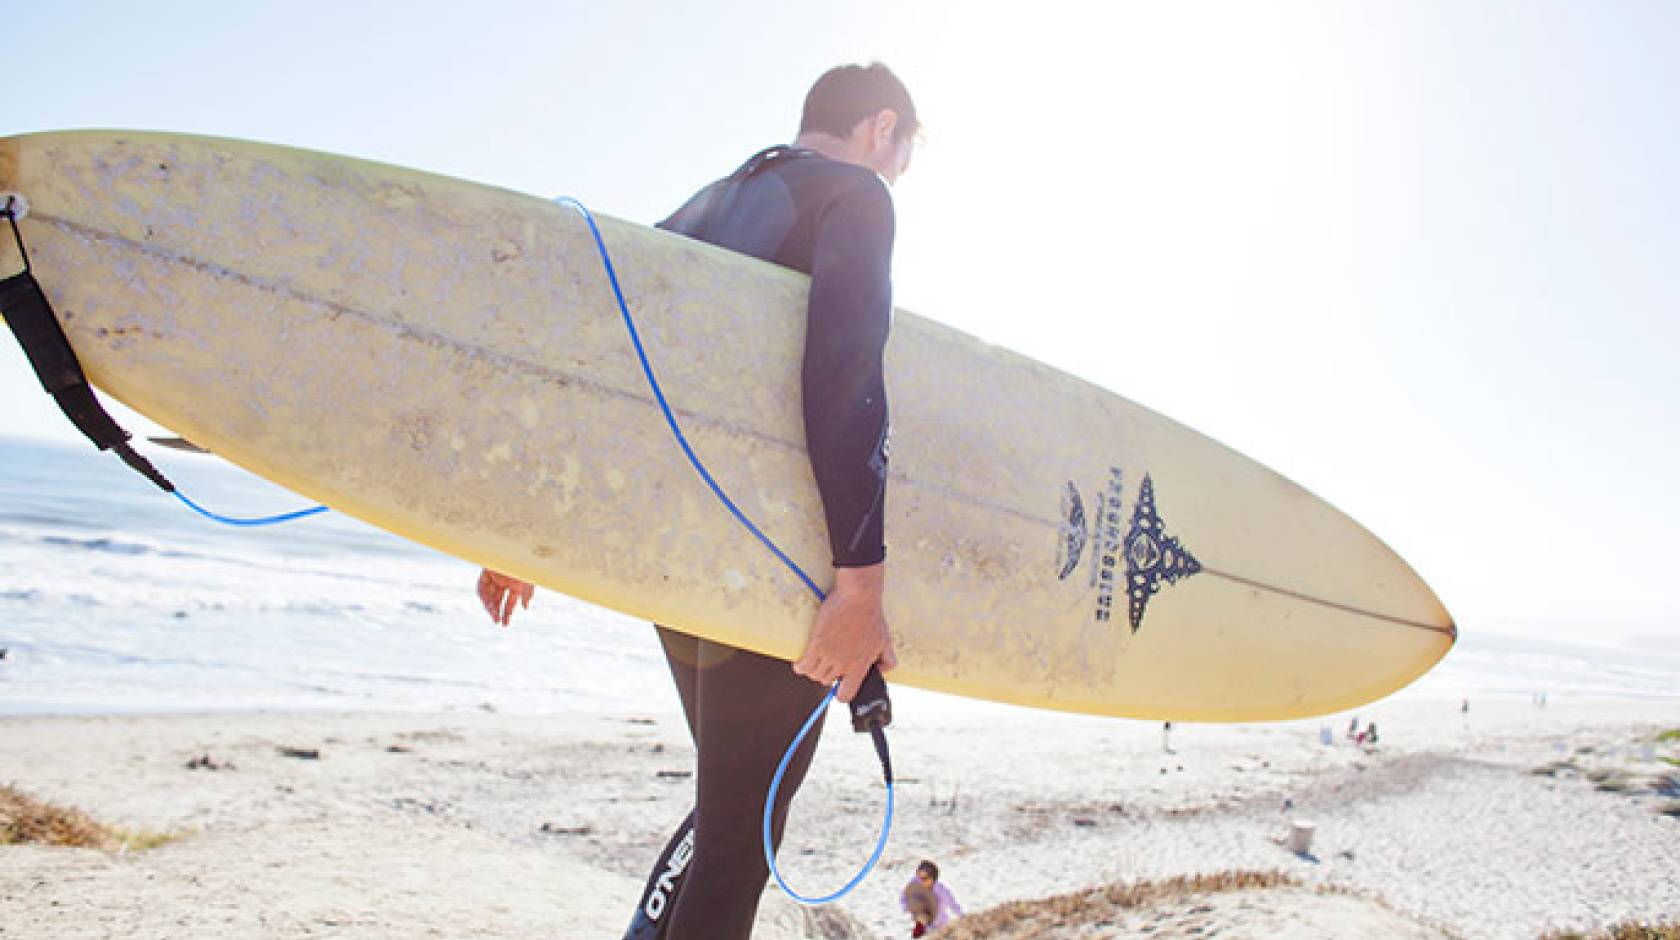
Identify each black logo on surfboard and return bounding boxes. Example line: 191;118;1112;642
1056;481;1088;581
1059;469;1200;632
1122;474;1201;633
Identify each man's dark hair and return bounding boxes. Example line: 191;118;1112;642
800;63;920;142
917;860;940;881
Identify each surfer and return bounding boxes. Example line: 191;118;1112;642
478;62;917;939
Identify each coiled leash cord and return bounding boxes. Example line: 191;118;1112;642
554;196;894;905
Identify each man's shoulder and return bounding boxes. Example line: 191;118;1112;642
804;169;894;243
778;152;891;208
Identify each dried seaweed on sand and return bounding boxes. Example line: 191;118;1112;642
0;783;120;849
936;869;1297;939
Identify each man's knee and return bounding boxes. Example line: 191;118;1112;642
688;835;770;885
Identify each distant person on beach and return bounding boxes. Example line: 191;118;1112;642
477;63;916;940
1162;720;1174;753
900;860;964;936
1357;722;1380;747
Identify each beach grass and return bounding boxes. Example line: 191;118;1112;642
1587;769;1636;793
936;869;1298;939
1539;921;1680;939
1656;729;1680;744
114;828;182;851
1531;760;1578;777
0;783;178;852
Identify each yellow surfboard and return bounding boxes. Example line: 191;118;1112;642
0;131;1453;721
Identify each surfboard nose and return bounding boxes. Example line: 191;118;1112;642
0;137;18;190
0;140;22;215
1;138;26;280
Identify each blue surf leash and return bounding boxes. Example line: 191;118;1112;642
553;196;894;905
172;490;329;527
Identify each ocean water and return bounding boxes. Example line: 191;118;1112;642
0;435;675;715
1409;630;1679;702
0;435;1674;717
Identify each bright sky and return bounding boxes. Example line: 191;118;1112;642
6;2;1677;649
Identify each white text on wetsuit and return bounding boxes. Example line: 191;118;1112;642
644;829;696;921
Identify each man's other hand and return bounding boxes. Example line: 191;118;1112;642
478;568;534;626
793;563;897;702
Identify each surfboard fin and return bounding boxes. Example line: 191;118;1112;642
148;436;210;455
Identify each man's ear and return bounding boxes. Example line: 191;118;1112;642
872;109;901;150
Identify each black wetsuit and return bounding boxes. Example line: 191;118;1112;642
623;147;895;940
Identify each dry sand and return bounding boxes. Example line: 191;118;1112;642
2;694;1676;939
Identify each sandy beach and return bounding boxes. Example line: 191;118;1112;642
2;693;1676;939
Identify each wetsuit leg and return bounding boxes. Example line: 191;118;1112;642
623;629;703;940
624;808;695;940
625;625;829;940
657;626;702;740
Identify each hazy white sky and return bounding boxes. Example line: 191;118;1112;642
5;2;1677;648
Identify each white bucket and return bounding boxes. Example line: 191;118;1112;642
1287;820;1316;855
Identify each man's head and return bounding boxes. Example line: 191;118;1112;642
796;63;919;184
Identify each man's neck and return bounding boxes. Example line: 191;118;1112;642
791;131;863;167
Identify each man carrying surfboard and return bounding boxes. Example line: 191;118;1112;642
477;62;918;939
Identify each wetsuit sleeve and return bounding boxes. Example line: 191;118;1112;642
802;176;894;568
